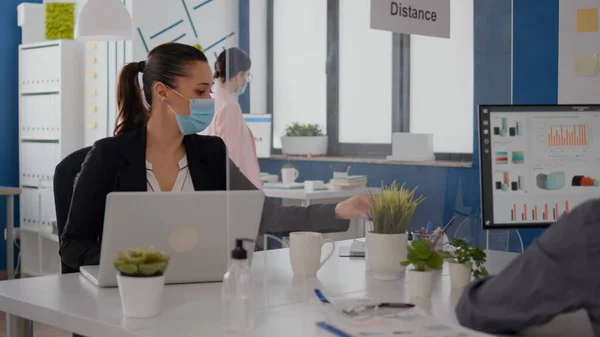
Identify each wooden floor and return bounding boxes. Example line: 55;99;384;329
0;312;70;337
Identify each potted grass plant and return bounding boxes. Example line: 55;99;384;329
401;239;443;297
281;122;327;156
366;182;425;280
440;238;488;288
114;247;170;318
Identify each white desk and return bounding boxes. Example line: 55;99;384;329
263;187;374;240
0;242;593;337
263;187;372;207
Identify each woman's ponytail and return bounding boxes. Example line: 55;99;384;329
114;61;149;135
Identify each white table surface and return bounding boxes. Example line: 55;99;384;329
0;242;593;337
263;187;372;202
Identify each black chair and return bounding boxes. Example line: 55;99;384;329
53;146;92;275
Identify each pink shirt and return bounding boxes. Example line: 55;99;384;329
202;84;262;189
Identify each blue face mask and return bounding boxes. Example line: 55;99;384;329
168;89;215;135
236;81;248;96
234;72;252;96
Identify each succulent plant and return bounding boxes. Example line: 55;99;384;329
113;247;170;277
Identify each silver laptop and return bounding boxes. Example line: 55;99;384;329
80;191;265;287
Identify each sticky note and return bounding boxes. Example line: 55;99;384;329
90;103;97;112
88;119;97;129
88;42;97;50
88;70;97;79
88;55;97;63
577;8;598;32
574;54;598;76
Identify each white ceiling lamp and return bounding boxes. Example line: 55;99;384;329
75;0;133;41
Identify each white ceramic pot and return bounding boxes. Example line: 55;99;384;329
408;269;435;298
117;274;165;318
449;262;472;288
281;136;328;156
366;232;408;280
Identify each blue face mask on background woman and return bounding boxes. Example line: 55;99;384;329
167;89;215;135
235;72;252;96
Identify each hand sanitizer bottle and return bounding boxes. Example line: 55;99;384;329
222;239;254;333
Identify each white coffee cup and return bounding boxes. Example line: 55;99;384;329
289;232;335;276
281;168;299;185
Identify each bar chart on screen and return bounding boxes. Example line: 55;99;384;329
546;124;589;148
508;200;571;222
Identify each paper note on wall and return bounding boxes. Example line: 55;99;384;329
574;54;598;76
577;8;598;32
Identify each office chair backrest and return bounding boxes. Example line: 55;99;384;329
53;146;92;274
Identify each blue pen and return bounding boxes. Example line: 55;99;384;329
316;322;353;337
314;289;330;304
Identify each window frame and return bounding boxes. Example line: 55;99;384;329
266;0;472;161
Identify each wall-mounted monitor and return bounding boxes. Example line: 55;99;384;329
479;105;600;229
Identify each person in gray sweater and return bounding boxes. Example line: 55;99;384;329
455;198;600;335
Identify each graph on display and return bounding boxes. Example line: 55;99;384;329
546;124;589;147
508;201;570;221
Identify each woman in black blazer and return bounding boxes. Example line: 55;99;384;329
59;43;369;271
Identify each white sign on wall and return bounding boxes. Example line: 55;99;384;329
370;0;450;38
244;114;272;158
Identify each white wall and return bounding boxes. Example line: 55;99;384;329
131;0;238;65
272;0;327;148
558;0;600;104
338;0;392;144
81;0;240;145
409;0;474;153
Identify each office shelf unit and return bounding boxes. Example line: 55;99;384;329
18;40;84;277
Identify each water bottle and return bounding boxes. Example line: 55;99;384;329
222;239;254;334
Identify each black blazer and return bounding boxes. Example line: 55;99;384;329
59;127;349;270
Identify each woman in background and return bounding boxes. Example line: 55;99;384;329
202;47;262;189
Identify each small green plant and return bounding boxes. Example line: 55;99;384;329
113;247;170;277
439;238;489;278
368;182;425;234
284;122;325;137
282;162;295;169
401;239;443;271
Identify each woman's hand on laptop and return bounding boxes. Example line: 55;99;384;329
334;194;370;220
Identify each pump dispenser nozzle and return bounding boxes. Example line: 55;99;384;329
231;238;254;260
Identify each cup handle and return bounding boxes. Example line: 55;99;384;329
319;239;336;269
293;169;299;180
